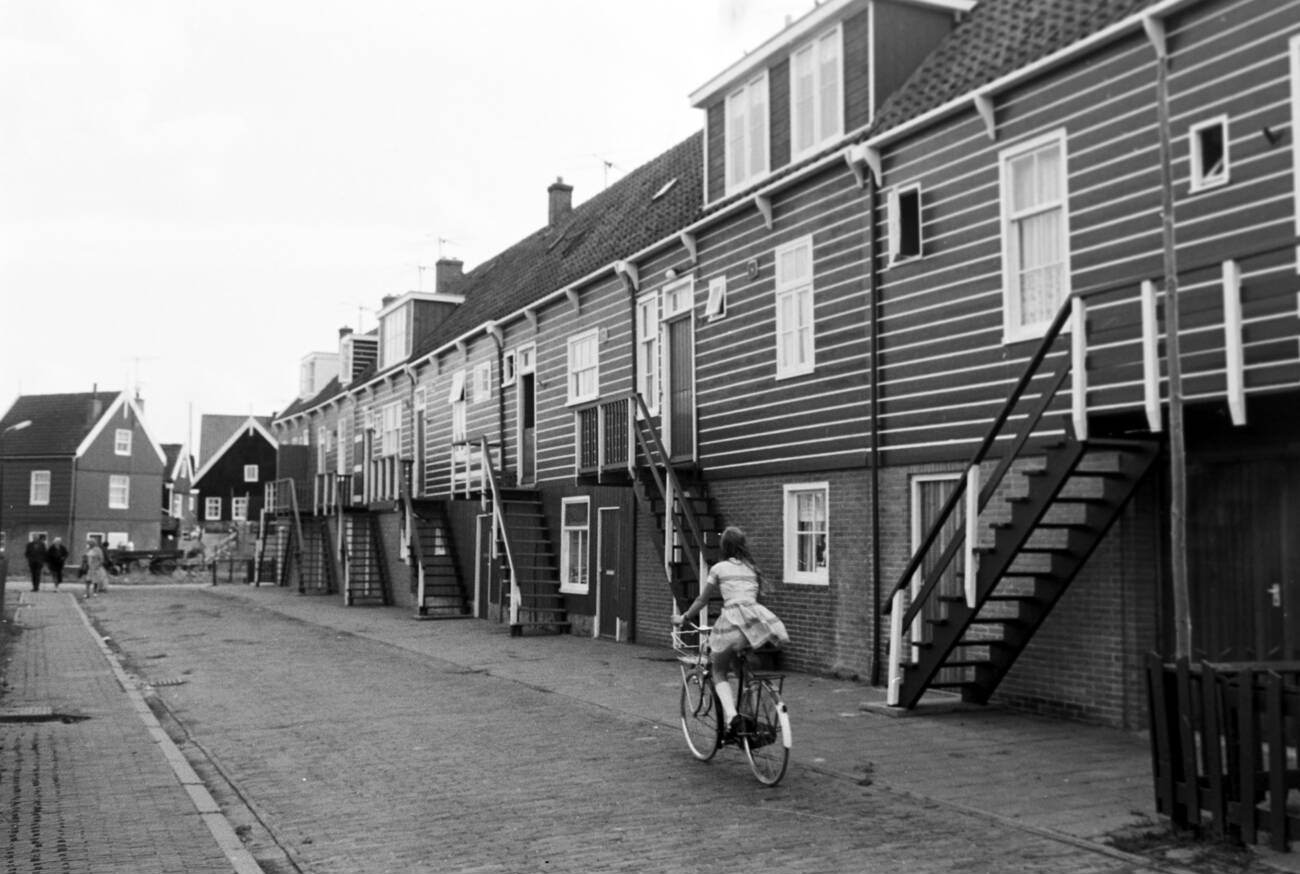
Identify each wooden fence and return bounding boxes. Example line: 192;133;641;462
1146;655;1300;850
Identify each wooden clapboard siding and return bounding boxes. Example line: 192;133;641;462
843;8;871;131
692;161;871;478
769;56;791;171
706;102;725;204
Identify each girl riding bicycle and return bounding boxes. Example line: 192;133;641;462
672;526;789;739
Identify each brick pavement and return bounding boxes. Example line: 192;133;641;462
0;584;255;874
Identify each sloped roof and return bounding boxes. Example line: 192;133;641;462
199;414;272;468
0;391;120;457
278;375;342;421
193;415;278;484
870;0;1160;136
408;131;704;363
162;443;182;472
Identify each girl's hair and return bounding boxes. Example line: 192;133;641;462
720;526;770;594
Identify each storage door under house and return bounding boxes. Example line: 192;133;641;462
911;475;965;682
597;507;621;639
661;278;695;462
1187;457;1298;661
474;512;499;620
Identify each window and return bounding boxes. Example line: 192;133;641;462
636;293;660;413
114;429;132;456
1000;130;1071;342
380;403;401;456
243;464;259;483
887;185;923;264
559;497;590;594
87;532;105;546
790;26;843;159
775;236;815;378
380;304;409;369
107;532;129;549
29;470;50;506
109;475;130;510
725;72;769;193
449;370;467;443
472;362;492;403
1189;116;1229;191
783;483;829;585
502;351;517;387
317;429;330;471
171;493;184;518
517;345;536;375
231;496;248;521
567;330;599;405
205;497;222;520
705;276;727;320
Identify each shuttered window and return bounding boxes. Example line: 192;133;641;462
1000;130;1071;342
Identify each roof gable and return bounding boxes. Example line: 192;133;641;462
0;391;114;457
192;416;278;484
75;392;168;466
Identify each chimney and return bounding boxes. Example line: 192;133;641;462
548;176;573;228
88;384;103;426
435;257;466;296
338;326;353;340
381;294;397;308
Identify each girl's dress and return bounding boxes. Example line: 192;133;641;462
707;558;789;653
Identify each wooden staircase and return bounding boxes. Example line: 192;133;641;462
495;488;569;635
408;500;470;619
885;294;1164;709
898;433;1160;707
291;515;339;595
343;512;392;606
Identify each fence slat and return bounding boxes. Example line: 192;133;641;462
1267;673;1289;852
1239;672;1257;845
1176;658;1202;825
1147;653;1178;818
1201;664;1226;837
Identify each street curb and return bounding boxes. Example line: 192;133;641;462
69;593;264;874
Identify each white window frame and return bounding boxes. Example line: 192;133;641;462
243;464;259;483
171;493;184;518
725;71;769;194
502;350;517;387
205;497;222;520
704;276;727;321
1189;115;1230;193
782;482;829;585
472;362;492;404
449;369;468;444
559;496;590;595
516;344;536;375
774;235;816;379
999;129;1072;344
379;402;401;456
107;532;129;549
636;292;660;414
231;496;249;522
29;470;50;506
380;304;410;369
887;183;923;265
86;531;105;546
566;329;600;406
109;475;130;510
114;428;132;456
789;24;844;161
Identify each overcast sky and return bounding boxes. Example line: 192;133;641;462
1;0;812;450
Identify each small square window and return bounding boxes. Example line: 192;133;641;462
705;276;727;320
888;185;922;264
243;464;259;483
502;351;517;387
205;497;222;520
114;429;132;456
1189;116;1229;191
231;496;249;521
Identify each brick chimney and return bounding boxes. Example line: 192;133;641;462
435;257;466;296
548;176;573;227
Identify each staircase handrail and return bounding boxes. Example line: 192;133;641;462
883;294;1075;625
478;436;521;627
400;470;428;610
624;392;707;590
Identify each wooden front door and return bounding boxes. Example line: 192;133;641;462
519;372;536;485
1187;457;1299;660
664;315;695;461
597;507;620;639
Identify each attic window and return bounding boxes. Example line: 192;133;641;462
651;178;678;201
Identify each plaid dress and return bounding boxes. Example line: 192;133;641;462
707;559;789;653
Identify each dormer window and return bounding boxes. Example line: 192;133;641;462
380;304;409;369
726;72;769;193
790;26;843;159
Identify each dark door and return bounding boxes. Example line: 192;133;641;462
519;373;536;484
665;315;694;460
414;411;426;496
1187;458;1298;660
475;514;495;620
598;508;620;639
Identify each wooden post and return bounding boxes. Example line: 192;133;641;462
1148;15;1193;659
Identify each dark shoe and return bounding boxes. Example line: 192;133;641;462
725;714;743;741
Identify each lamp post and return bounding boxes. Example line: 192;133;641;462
0;419;33;613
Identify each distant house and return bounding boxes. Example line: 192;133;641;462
160;442;198;548
191;415;278;541
0;390;167;553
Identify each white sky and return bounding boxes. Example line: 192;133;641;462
1;0;813;450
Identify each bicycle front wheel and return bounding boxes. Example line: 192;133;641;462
680;671;721;761
741;685;791;786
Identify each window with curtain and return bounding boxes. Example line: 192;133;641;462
1001;131;1070;341
783;483;828;584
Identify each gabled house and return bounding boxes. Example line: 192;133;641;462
192;415;278;548
0;390;166;553
160;442;198;548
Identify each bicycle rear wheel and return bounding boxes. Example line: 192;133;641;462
680;671;720;761
740;684;790;786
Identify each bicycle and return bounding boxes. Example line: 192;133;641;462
672;622;792;786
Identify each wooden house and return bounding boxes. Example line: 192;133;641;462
0;390;166;553
852;0;1300;726
161;442;198;549
192;415;278;554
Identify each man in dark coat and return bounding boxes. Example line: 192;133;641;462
46;537;70;589
25;534;47;591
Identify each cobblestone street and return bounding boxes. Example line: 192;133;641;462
77;585;1173;874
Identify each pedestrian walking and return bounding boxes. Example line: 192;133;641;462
82;539;108;599
673;525;788;739
25;534;48;591
46;537;69;590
